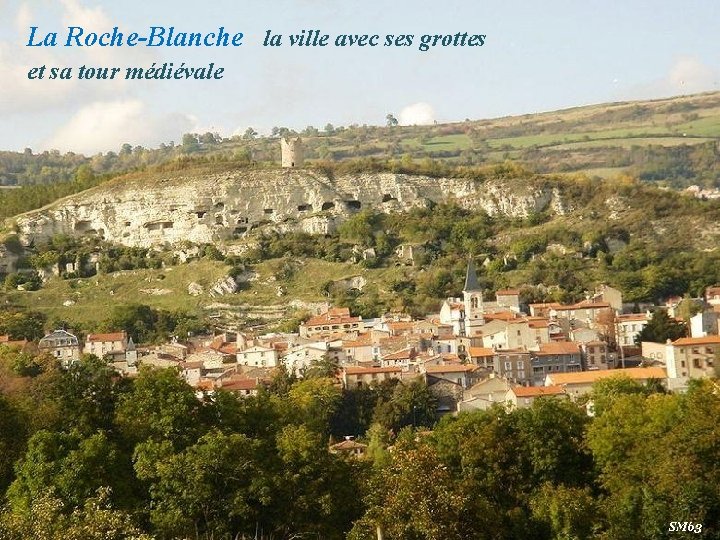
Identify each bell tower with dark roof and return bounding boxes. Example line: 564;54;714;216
462;259;484;333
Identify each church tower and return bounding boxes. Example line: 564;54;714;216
462;260;484;334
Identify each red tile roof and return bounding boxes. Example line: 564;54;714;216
512;385;565;397
496;289;520;296
221;378;262;391
547;367;666;385
304;308;361;327
425;364;477;374
344;366;402;375
672;335;720;346
382;348;414;361
536;342;580;355
484;310;518;322
468;346;495;357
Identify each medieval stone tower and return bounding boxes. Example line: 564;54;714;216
280;137;304;168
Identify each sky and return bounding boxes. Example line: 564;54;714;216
0;0;719;154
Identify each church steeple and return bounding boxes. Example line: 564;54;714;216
463;260;481;292
462;259;484;334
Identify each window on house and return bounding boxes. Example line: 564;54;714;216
693;358;701;369
504;362;512;370
516;361;523;369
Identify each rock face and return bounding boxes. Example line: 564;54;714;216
12;168;565;249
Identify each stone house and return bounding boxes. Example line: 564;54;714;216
666;335;720;379
39;329;81;366
530;342;582;386
299;307;362;338
423;364;479;389
617;313;649;347
342;366;402;389
505;385;566;409
493;348;533;385
237;345;279;368
458;375;516;411
545;366;667;400
84;331;129;359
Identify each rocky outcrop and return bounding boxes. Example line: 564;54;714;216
11;168;565;249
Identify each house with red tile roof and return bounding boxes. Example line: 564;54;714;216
423;363;480;389
299;307;362;338
666;335;720;379
545;367;667;399
530;341;582;386
505;385;566;409
342;366;403;389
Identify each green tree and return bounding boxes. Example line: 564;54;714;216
635;309;687;344
7;430;127;514
115;367;206;449
386;114;399;127
134;431;264;539
530;483;600;540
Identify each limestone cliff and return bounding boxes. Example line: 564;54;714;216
11;168;565;249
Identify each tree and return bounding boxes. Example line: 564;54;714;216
530;483;600;540
274;424;362;538
589;375;650;418
134;431;263;539
349;440;473;540
242;127;257;140
180;133;199;153
372;379;437;431
635;309;687;344
115;367;206;449
55;354;124;434
288;377;342;434
0;488;151;540
0;310;46;341
7;430;127;514
385;114;399;127
302;355;340;379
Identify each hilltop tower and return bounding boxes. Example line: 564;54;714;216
280;137;304;168
462;260;485;334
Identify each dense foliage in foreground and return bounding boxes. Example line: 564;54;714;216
0;345;718;539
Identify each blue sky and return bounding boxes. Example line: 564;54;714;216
0;0;718;154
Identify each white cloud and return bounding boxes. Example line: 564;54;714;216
619;56;719;101
0;42;81;112
668;56;718;94
59;0;111;30
15;3;33;35
43;99;194;153
0;0;155;115
399;102;435;126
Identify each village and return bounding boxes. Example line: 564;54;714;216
5;259;719;439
